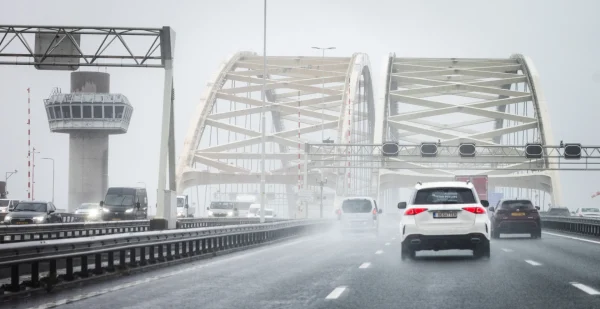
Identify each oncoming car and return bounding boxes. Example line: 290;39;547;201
398;181;490;260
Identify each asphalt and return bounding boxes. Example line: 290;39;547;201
5;219;600;309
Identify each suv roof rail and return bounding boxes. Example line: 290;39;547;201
466;180;471;185
416;181;422;186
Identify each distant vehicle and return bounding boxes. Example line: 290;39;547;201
100;187;148;221
337;197;381;235
490;199;541;239
74;202;103;221
3;201;62;224
546;207;571;217
257;208;276;218
573;207;600;218
247;204;261;218
177;195;195;218
207;201;252;217
398;181;491;260
0;199;20;213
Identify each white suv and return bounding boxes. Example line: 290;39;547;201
398;181;491;260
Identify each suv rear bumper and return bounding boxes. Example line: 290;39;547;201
402;233;488;251
494;220;540;233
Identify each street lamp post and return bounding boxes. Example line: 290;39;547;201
41;158;54;203
311;46;336;142
316;176;327;218
260;0;268;224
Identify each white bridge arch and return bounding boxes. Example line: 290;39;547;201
376;54;562;209
176;51;375;217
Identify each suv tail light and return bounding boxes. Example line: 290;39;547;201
372;209;377;215
405;208;428;215
462;206;486;214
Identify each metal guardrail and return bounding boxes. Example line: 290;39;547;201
541;216;600;236
0;220;149;244
0;219;329;295
0;218;290;244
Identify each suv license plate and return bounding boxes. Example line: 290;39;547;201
511;212;525;216
433;211;457;218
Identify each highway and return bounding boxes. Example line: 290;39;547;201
6;219;600;309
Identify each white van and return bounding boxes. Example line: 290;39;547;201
337;197;381;235
247;204;261;218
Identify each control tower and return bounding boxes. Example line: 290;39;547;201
44;72;133;211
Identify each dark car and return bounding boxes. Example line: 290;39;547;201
3;201;62;225
546;207;571;217
489;199;541;239
100;187;148;221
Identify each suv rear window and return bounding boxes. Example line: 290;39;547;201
341;199;373;213
500;200;534;210
582;208;600;213
547;208;570;216
413;188;476;205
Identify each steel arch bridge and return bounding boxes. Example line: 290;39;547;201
376;54;562;209
176;51;375;217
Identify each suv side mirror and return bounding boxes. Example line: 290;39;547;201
99;201;104;206
378;209;383;214
535;206;540;210
488;207;495;212
136;202;141;209
185;204;189;209
207;207;210;210
48;209;55;214
398;202;407;209
481;200;489;207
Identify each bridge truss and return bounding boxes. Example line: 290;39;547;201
376;54;563;209
176;52;375;217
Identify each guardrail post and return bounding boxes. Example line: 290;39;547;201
49;259;57;279
140;247;147;266
94;253;103;274
119;250;126;270
174;242;180;259
166;243;173;261
107;251;115;272
149;245;156;264
202;239;207;254
65;257;74;281
158;244;165;262
129;248;137;266
10;264;20;292
182;241;188;257
80;255;89;277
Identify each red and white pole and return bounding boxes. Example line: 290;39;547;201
27;88;31;200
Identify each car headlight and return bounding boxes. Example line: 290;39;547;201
125;208;134;213
0;207;8;213
102;207;109;213
227;211;233;217
4;215;12;222
33;216;45;223
88;209;99;217
208;210;213;216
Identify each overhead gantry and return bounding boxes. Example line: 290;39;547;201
176;52;375;216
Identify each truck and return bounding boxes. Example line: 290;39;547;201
455;175;488;201
177;195;195;218
0;181;6;199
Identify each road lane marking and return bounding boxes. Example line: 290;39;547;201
325;286;347;299
385;242;390;246
392;237;396;240
525;260;542;266
571;282;600;295
359;262;371;269
25;236;320;309
501;248;513;252
375;250;383;254
543;231;600;245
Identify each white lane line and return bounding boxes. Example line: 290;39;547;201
375;250;384;255
525;260;542;266
385;242;390;246
359;262;371;269
501;248;513;252
25;236;319;309
543;231;600;245
392;237;396;240
571;282;600;295
325;286;347;299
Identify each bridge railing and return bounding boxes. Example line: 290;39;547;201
0;218;290;244
540;216;600;237
0;219;331;296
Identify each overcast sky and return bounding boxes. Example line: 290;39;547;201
1;0;599;210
